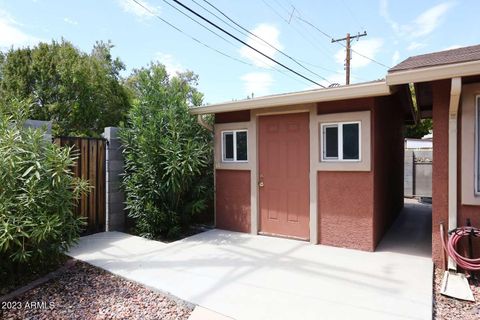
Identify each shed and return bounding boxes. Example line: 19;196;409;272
192;81;409;251
191;44;480;260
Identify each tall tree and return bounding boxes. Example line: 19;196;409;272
405;118;433;139
0;40;130;136
121;63;213;239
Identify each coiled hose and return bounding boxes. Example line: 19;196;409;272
442;226;480;271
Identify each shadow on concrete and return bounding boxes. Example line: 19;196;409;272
376;199;432;258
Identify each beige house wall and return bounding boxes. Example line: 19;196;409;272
461;83;480;205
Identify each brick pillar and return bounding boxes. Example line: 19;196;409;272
103;127;126;231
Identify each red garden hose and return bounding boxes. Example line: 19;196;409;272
442;226;480;271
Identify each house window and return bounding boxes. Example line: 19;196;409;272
222;130;248;162
476;96;480;194
321;122;361;161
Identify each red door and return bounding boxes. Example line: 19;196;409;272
258;112;310;240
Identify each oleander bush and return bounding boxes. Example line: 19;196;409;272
120;63;213;239
0;107;89;289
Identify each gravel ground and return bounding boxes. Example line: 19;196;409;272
433;267;480;319
0;261;194;320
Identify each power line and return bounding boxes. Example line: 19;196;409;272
340;0;364;30
262;0;389;71
332;32;367;85
130;0;251;66
269;0;389;69
128;0;313;88
294;15;390;69
170;0;326;87
260;0;333;57
258;0;368;82
193;0;250;37
198;0;331;84
272;0;292;15
161;0;316;87
159;0;241;50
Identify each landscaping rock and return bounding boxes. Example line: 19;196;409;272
433;267;480;319
0;261;193;320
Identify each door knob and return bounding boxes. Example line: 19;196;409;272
258;181;264;187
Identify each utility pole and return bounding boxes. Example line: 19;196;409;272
332;31;367;85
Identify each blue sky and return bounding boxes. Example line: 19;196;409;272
0;0;478;104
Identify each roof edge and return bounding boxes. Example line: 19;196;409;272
386;60;480;85
190;81;391;115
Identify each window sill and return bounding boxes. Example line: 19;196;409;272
215;161;251;171
316;160;370;172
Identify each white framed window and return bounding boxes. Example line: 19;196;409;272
475;96;480;195
320;121;361;161
222;130;248;162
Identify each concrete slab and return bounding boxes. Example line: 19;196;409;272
188;306;233;320
69;202;433;320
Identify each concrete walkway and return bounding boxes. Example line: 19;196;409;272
68;201;433;320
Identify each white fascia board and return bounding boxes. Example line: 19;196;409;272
386;60;480;85
190;81;391;115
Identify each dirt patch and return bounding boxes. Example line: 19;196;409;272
0;256;68;297
0;261;193;320
433;267;480;319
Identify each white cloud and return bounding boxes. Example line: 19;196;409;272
380;1;454;39
405;2;454;38
239;24;283;68
0;9;42;49
155;52;184;77
240;72;273;97
407;42;426;51
379;0;399;34
334;38;383;69
117;0;159;19
392;50;400;65
63;17;78;25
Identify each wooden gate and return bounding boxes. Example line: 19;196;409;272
54;137;106;234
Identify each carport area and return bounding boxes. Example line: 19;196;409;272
68;201;433;320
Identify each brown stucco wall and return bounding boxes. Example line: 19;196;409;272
432;80;450;266
215;110;250;123
372;95;405;246
215;170;251;233
213;95;406;252
317;98;376;251
317;97;374;114
317;171;375;251
316;96;404;251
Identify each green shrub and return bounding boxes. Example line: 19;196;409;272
0;112;89;278
120;63;213;239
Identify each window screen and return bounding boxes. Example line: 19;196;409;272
236;131;248;161
324;126;338;158
321;121;361;161
223;132;234;161
222;130;248;162
343;123;360;160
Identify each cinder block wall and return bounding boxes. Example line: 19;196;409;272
404;150;414;197
103;127;126;231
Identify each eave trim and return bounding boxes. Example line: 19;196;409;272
190;81;391;115
386;60;480;85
